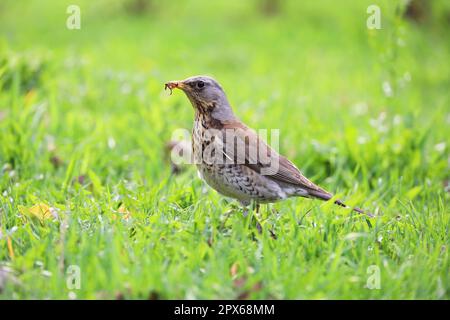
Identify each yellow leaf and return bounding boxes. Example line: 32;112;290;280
18;203;56;223
7;236;14;260
230;262;239;278
117;204;131;220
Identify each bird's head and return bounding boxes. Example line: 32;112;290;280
165;75;235;120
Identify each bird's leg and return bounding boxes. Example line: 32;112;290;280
219;208;233;231
256;222;263;234
240;200;251;217
252;202;263;234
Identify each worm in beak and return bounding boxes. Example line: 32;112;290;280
164;81;180;95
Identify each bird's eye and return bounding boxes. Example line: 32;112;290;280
197;81;205;88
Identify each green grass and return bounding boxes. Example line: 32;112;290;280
0;0;449;299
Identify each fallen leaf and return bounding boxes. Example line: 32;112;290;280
111;204;131;221
117;204;129;214
234;277;246;288
230;262;239;278
18;203;57;223
236;281;264;300
50;155;63;169
115;292;125;300
148;290;161;300
117;204;131;220
230;262;263;299
7;237;14;259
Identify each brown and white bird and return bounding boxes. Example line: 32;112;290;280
165;75;370;216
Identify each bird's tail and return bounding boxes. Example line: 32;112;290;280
334;199;373;217
307;189;373;218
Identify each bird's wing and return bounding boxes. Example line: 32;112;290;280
221;120;331;197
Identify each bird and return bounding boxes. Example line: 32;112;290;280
165;75;372;217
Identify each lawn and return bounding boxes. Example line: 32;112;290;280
0;0;449;299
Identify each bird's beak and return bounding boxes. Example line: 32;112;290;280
165;80;185;95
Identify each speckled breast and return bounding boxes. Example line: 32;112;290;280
192;116;285;204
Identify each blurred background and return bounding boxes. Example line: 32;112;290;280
1;0;449;183
0;0;449;184
0;0;449;299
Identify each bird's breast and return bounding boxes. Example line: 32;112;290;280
192;116;223;165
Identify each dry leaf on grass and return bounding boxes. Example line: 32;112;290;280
7;237;14;259
229;262;263;299
112;204;132;221
230;262;239;278
18;203;58;223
